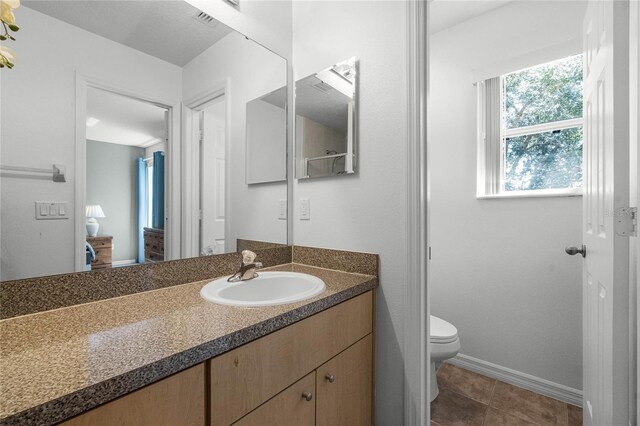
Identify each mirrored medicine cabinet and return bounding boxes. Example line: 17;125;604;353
295;57;358;180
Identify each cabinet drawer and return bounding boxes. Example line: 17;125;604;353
88;239;111;249
210;291;373;426
232;372;315;426
92;248;111;262
60;363;205;426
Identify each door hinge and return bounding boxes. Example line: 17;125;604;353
615;207;637;237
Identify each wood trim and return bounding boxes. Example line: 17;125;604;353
209;291;373;426
405;1;430;424
448;354;583;406
60;364;205;426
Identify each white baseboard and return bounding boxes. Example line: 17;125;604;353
112;259;137;267
447;353;583;407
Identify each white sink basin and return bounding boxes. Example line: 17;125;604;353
200;271;326;307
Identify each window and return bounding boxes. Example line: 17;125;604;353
477;55;583;197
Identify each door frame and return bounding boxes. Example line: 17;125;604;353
408;1;639;424
630;1;640;422
74;73;181;271
405;1;431;424
182;81;230;258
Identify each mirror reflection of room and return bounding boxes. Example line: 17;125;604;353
0;1;287;281
85;88;167;270
295;57;357;179
197;96;226;256
246;86;286;185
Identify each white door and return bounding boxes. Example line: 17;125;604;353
581;1;630;424
200;100;226;254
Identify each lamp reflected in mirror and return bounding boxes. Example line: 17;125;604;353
85;205;105;237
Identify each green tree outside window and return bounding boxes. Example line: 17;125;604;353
503;55;583;191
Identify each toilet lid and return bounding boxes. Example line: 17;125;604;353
430;315;458;344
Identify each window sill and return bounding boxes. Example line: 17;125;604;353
477;189;583;199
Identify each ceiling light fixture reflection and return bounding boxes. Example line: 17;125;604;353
86;117;100;127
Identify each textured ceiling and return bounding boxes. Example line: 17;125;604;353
23;0;233;66
261;75;350;133
295;75;350;132
87;87;167;147
430;0;514;34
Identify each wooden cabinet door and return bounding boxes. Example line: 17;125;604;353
60;364;205;426
316;334;373;426
210;291;373;426
232;372;315;426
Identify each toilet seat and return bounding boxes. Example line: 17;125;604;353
430;315;458;344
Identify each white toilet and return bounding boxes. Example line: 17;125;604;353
430;315;461;401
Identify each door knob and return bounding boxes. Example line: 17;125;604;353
302;392;313;401
565;244;586;258
325;374;335;383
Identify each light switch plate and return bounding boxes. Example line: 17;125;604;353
278;199;287;220
300;198;310;220
36;201;69;220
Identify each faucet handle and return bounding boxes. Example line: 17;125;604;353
241;250;257;266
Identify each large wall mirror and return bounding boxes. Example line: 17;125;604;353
246;86;287;184
295;57;357;179
0;1;288;281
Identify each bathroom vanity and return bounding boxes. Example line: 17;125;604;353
60;292;373;426
0;247;378;426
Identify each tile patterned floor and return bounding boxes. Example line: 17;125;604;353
431;363;583;426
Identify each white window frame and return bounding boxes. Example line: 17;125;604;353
477;58;584;199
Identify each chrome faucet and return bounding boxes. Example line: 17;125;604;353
227;250;263;282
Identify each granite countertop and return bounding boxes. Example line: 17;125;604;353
0;263;377;426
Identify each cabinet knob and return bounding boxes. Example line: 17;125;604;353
302;392;313;401
325;374;335;383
